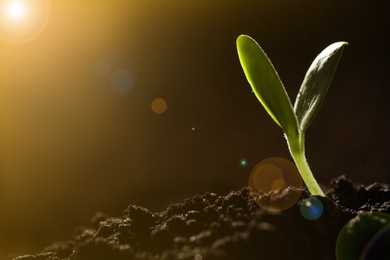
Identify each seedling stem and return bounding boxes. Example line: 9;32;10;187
286;133;325;196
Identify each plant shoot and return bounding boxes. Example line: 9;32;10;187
237;35;348;196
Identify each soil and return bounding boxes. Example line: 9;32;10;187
13;175;390;260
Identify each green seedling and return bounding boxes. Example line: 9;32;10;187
237;35;348;196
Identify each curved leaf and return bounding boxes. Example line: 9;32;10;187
294;42;348;131
237;35;298;136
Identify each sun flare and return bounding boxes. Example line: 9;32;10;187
0;0;50;43
5;0;27;20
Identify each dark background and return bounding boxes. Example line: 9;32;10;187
0;0;388;258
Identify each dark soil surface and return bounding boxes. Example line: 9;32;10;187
13;175;390;260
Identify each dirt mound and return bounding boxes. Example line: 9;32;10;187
13;176;390;260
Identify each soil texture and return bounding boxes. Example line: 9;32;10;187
13;175;390;260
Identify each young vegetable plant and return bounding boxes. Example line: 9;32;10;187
237;35;348;197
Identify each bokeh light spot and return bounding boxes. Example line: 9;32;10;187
336;212;390;260
248;157;303;212
151;98;167;114
192;127;195;131
194;254;203;260
92;53;137;99
240;159;247;167
110;69;134;93
300;197;323;220
96;61;112;77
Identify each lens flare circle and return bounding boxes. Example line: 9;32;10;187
300;197;323;220
336;212;390;260
252;164;284;192
248;157;303;212
92;53;137;99
110;69;134;93
0;0;50;43
96;61;112;77
151;98;167;114
271;178;287;191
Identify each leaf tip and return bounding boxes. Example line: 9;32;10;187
329;41;349;51
237;34;253;47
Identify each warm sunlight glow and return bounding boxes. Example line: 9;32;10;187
5;0;26;20
0;0;50;43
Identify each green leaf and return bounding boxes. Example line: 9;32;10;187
237;35;298;136
294;42;348;131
